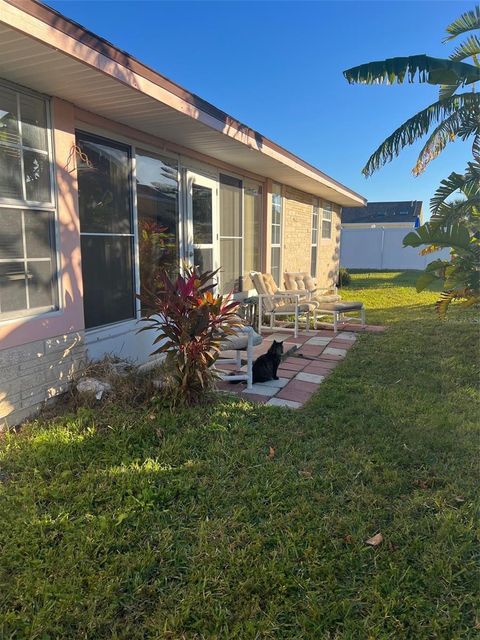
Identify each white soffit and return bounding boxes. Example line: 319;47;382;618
0;2;365;207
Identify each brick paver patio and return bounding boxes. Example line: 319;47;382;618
216;323;385;408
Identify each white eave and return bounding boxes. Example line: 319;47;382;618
0;0;366;207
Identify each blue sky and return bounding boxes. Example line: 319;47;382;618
48;0;474;217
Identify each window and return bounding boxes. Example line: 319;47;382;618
271;183;282;285
76;132;135;329
136;150;178;296
219;174;242;293
218;175;263;294
243;181;263;290
321;201;333;239
0;81;57;320
311;198;319;276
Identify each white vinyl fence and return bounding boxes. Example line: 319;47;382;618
340;226;450;270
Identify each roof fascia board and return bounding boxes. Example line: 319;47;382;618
2;0;365;206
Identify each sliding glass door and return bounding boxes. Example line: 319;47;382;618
183;170;264;296
219;173;242;293
185;171;218;275
136;149;179;297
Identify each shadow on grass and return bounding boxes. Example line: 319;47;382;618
0;293;479;638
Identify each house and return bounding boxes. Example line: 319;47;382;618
0;0;365;427
342;200;423;229
340;200;448;270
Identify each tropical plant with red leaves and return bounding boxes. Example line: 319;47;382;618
138;266;241;406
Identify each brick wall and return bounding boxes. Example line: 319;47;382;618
317;204;342;289
282;187;313;279
0;331;85;429
281;187;341;289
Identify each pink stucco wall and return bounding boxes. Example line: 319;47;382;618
0;97;85;350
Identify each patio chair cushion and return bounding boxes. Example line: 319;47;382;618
274;301;317;314
303;274;316;292
263;273;278;296
250;272;279;311
284;271;317;294
220;329;262;351
313;293;342;303
315;301;364;312
284;272;307;290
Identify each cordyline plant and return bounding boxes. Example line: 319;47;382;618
138;267;241;406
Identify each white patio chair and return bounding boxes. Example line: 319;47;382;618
250;271;317;338
217;325;262;390
284;271;365;333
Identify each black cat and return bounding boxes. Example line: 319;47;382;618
252;340;284;383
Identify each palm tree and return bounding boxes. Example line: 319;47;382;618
403;167;480;316
344;7;480;316
343;6;480;177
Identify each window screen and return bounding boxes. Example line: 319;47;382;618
76;132;134;329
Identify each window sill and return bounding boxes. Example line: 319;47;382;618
0;306;60;328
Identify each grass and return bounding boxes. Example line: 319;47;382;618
1;271;479;639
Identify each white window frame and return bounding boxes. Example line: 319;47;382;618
0;78;59;323
219;172;243;294
270;183;282;285
311;198;319;275
243;179;263;290
217;173;264;295
321;200;333;240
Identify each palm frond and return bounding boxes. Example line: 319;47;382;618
435;289;480;318
415;259;449;292
473;133;480;160
362;92;478;176
444;6;480;42
439;83;461;99
432;199;480;229
430;162;480;214
344;55;480;87
449;34;480;61
413;104;479;175
403;222;472;253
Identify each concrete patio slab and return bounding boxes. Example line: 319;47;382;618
267;398;302;409
324;347;348;357
338;332;357;341
295;372;325;384
259;377;290;388
305;337;332;346
242;384;277;397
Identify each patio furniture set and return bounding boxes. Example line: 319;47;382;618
218;271;366;390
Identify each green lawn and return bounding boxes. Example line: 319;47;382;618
1;271;479;639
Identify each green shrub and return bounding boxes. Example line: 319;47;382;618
337;267;351;287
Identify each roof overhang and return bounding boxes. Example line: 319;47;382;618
0;0;366;207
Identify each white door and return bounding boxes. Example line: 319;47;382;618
184;171;218;274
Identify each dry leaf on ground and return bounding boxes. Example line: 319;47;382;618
365;532;383;547
267;446;276;460
299;469;313;478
